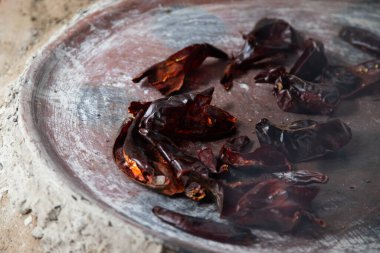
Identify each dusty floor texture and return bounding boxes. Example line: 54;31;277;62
0;0;170;252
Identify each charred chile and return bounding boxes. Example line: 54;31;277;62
256;118;352;162
132;43;228;95
153;206;256;245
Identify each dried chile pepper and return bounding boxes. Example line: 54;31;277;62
132;43;228;95
322;59;380;98
218;169;328;217
219;136;291;173
255;118;352;162
152;206;256;245
113;113;185;195
230;179;325;232
255;39;332;116
273;74;340;115
255;38;327;84
226;144;291;172
221;18;304;90
257;28;379;103
326;26;380;99
339;26;380;57
113;88;237;201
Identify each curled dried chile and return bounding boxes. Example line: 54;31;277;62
152;206;256;245
132;43;228;95
339;26;380;57
113;89;236;201
323;59;380;98
273;74;340;115
255;118;352;162
219;136;291;173
221;18;304;90
230;179;325;232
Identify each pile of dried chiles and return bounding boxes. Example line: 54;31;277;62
113;18;380;244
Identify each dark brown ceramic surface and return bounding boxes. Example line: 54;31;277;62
20;1;380;252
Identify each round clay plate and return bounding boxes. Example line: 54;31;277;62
20;0;380;252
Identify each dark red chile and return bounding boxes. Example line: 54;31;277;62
256;118;352;162
132;43;228;95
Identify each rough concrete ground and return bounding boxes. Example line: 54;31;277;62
0;0;168;252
